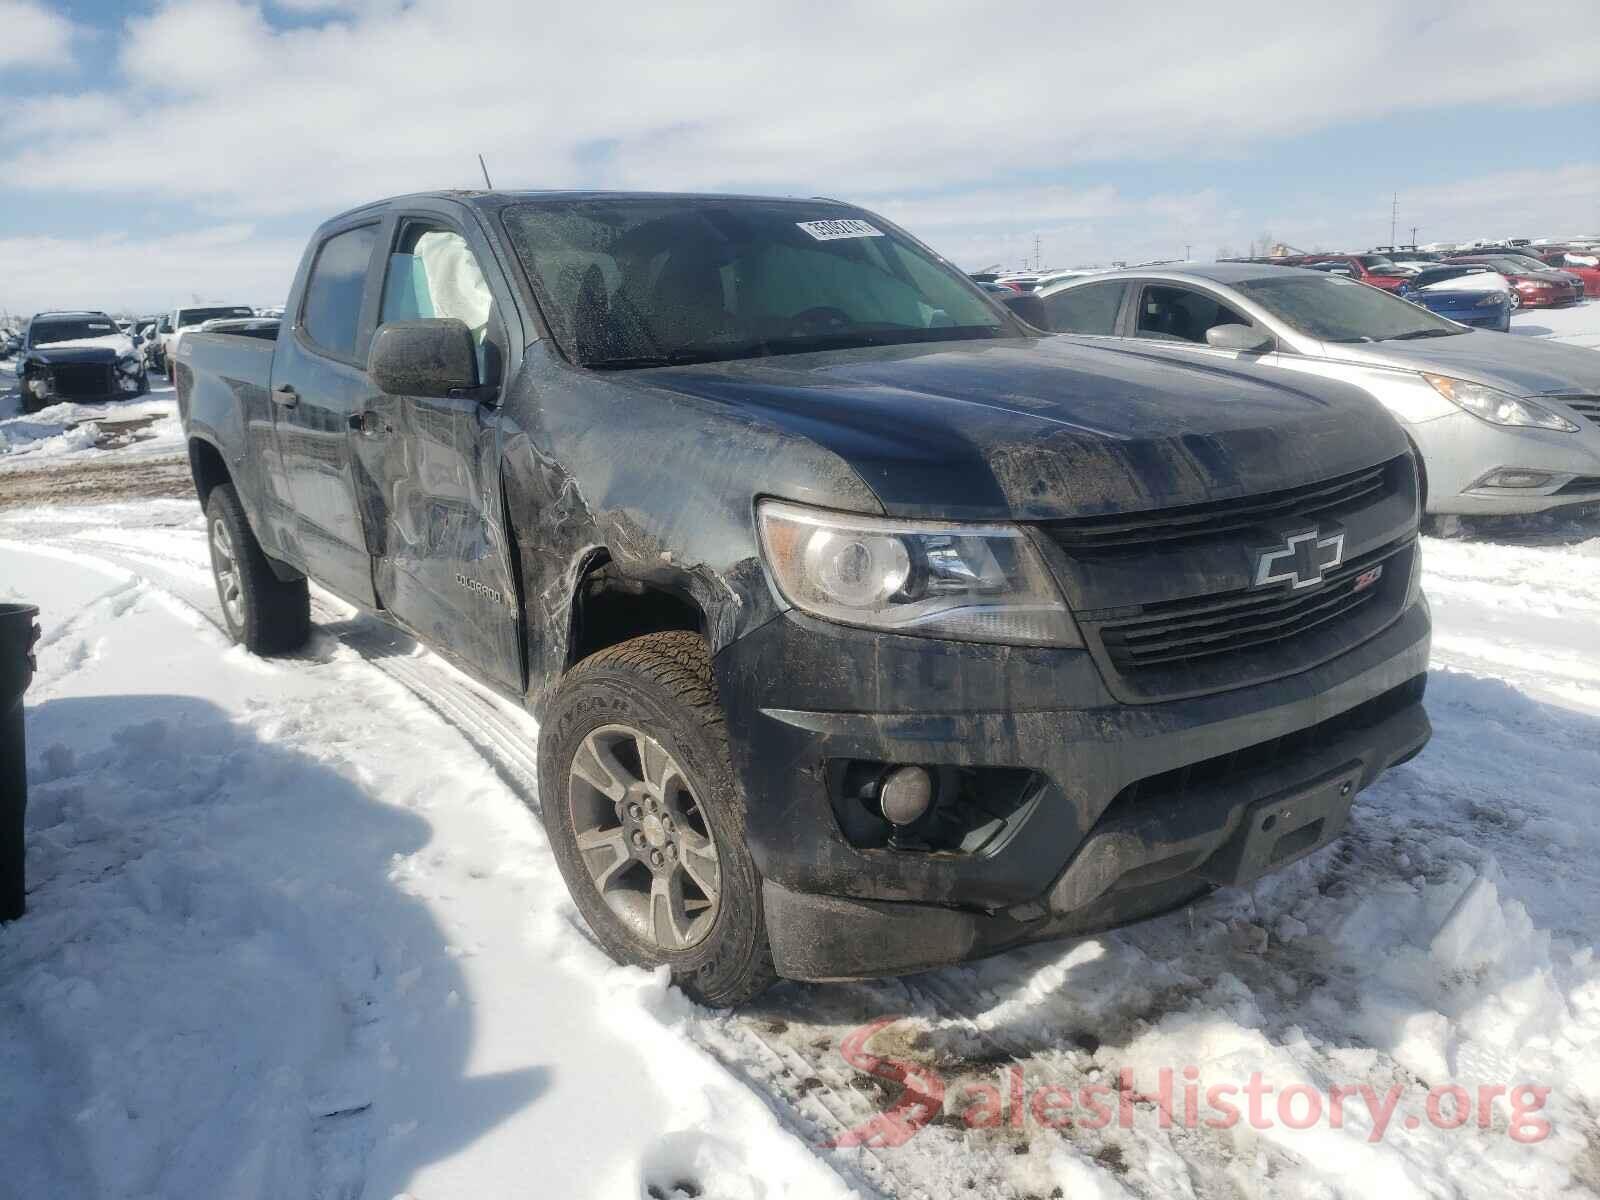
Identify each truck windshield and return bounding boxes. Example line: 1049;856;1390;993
503;199;1014;368
1233;273;1467;343
178;307;254;328
29;318;117;346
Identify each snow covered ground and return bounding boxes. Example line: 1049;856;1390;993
2;310;1599;1199
0;362;185;470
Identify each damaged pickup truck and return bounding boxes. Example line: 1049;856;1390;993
177;191;1431;1004
18;310;150;412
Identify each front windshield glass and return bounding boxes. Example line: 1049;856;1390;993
178;306;255;328
30;317;118;346
502;199;1013;368
1233;273;1466;342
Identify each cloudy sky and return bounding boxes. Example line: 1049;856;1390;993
1;0;1597;315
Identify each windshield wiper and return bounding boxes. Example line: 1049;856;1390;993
583;349;732;370
1385;328;1462;341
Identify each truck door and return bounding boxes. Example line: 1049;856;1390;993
270;220;383;608
350;214;523;691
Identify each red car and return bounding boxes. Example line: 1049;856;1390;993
1531;249;1600;296
1291;253;1414;292
1447;254;1584;307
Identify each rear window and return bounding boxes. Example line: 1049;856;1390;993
1041;281;1128;335
301;225;378;358
177;306;255;328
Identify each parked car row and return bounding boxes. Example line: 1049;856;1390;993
5;304;282;410
1028;263;1600;519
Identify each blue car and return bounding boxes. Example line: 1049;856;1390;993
1396;265;1512;331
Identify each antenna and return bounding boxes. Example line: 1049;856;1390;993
477;154;494;190
1390;192;1398;247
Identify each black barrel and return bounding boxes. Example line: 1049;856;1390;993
0;603;40;922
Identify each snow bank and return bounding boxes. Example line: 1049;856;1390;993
0;392;182;467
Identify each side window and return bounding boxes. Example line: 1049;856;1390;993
1042;281;1128;334
301;224;378;359
381;223;501;383
1135;286;1253;344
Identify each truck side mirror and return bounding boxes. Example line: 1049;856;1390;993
369;318;480;398
1000;291;1049;330
1204;323;1274;353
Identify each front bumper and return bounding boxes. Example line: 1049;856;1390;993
1414;409;1600;515
715;598;1431;980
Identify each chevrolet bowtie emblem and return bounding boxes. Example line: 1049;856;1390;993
1253;528;1345;590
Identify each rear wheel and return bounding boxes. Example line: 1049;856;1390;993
539;632;774;1006
204;483;310;654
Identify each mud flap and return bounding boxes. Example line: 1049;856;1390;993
1197;763;1363;886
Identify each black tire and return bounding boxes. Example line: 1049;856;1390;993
539;631;775;1006
204;483;310;654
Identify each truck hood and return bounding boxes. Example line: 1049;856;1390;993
641;336;1406;521
1314;328;1600;398
25;335;134;363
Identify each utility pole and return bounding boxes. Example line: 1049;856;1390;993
1033;234;1041;272
1390;193;1398;247
1184;243;1192;260
1410;225;1419;249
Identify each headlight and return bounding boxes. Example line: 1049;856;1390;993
117;355;141;375
756;500;1081;647
1474;293;1505;307
1422;374;1579;433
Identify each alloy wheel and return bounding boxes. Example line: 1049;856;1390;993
567;723;721;951
209;516;244;628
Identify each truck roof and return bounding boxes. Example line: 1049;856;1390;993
319;189;862;226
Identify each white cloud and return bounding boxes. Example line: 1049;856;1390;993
0;0;1596;296
0;0;75;70
0;225;303;316
3;0;1597;224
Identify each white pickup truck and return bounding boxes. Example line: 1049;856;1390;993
158;305;255;377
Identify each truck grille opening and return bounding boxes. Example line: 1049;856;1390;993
1041;456;1404;555
49;363;115;399
1099;539;1409;672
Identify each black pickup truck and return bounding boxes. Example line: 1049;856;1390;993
177;191;1431;1004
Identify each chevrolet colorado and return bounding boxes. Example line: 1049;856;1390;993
177;191;1431;1005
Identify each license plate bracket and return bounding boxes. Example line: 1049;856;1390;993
1198;763;1364;887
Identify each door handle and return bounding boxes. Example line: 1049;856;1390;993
271;384;299;408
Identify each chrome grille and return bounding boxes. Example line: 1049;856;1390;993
1559;397;1600;426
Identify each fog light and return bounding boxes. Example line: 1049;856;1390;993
1480;469;1553;489
879;766;933;826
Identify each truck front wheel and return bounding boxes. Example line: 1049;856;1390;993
539;632;775;1006
204;483;310;654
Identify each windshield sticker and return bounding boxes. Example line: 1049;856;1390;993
797;218;884;242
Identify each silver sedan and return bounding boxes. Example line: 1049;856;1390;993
1030;263;1600;515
